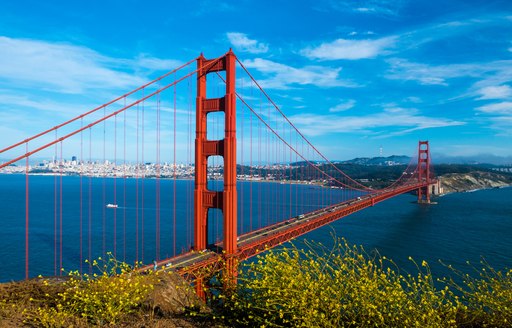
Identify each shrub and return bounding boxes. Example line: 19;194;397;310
216;238;462;327
442;260;512;327
25;253;158;326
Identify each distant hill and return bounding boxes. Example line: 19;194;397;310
289;156;411;167
339;155;411;166
292;153;512;167
432;153;512;165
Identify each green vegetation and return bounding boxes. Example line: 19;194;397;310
0;254;158;326
2;243;511;327
238;162;512;189
0;253;207;327
210;238;511;327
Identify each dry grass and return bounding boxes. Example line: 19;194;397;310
0;258;217;327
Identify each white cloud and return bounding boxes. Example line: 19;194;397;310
275;94;304;102
288;110;464;137
471;63;512;92
348;31;375;36
134;55;182;71
386;52;512;92
301;37;396;60
383;106;418;115
0;36;150;94
488;116;512;136
385;58;487;86
226;32;269;54
394;17;506;55
324;0;405;16
329;99;356;112
0;93;88;115
477;85;512;99
404;96;422;103
476;102;512;114
241;58;357;89
385;58;512;125
473;88;512;135
0;36;188;155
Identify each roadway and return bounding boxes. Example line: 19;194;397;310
151;181;431;277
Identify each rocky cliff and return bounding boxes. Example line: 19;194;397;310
440;171;512;194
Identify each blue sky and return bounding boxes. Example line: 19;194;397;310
1;0;512;163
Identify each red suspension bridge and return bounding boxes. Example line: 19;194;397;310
0;51;436;294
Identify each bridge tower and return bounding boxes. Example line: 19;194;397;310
194;51;238;295
417;141;431;203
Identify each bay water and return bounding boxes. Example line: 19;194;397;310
0;174;510;282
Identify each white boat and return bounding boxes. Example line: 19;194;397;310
106;204;118;208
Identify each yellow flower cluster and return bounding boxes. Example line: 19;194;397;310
212;238;510;327
441;259;512;326
25;252;158;326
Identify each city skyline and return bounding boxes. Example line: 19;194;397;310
1;0;512;163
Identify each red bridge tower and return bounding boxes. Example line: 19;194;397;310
417;141;431;203
194;51;238;295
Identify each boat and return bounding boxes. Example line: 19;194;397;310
106;204;118;208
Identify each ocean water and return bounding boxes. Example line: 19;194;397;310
0;174;510;282
302;186;512;278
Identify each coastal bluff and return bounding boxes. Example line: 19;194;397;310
439;171;512;194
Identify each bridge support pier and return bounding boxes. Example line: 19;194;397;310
194;51;238;296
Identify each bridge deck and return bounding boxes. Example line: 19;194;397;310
151;182;430;277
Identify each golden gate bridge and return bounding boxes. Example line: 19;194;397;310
0;50;436;296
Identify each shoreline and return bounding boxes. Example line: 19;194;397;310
3;171;512;196
437;184;512;197
438;171;512;195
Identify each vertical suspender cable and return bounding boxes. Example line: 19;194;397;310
274;116;278;224
25;142;29;280
279;116;284;222
54;131;58;276
266;102;271;228
88;128;92;273
59;142;63;275
102;107;106;259
156;92;161;261
289;124;292;219
80;118;83;273
123;97;127;262
249;78;253;231
114;113;117;259
240;81;244;235
187;78;192;249
301;140;304;214
258;98;262;229
135;103;139;264
173;73;177;257
295;132;298;216
141;90;145;264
